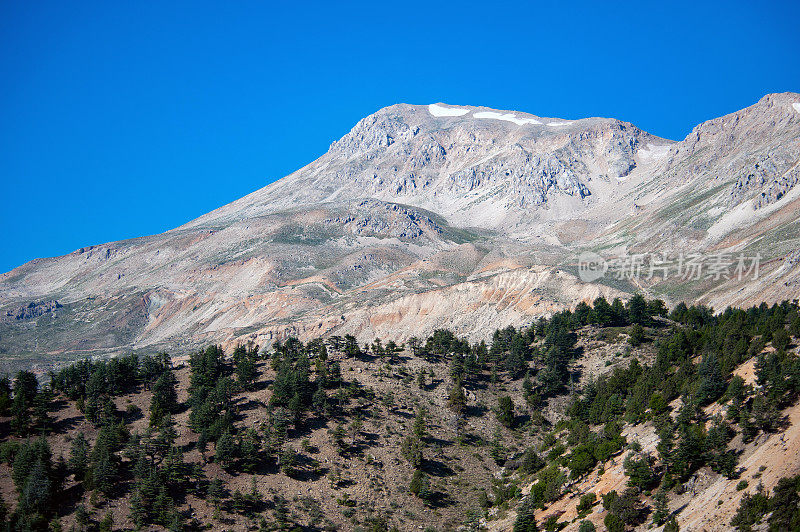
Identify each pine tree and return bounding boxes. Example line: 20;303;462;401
627;294;648;325
417;368;426;389
513;497;539;532
663;516;679;532
98;512;113;532
239;428;262;473
312;384;327;416
149;370;179;427
497;396;515;428
69;432;90;481
652;488;669;525
401;435;423;468
91;445;117;496
0;493;6;527
11;392;31;436
629;323;645;347
233;343;259;390
216;431;238;468
413;407;427;439
13;371;38;404
447;381;467;417
18;459;52;518
0;375;11;416
409;469;431;501
12;437;52;493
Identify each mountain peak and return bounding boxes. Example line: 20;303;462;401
2;93;799;362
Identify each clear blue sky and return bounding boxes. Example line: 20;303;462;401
1;0;798;274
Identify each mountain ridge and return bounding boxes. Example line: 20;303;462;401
1;92;799;371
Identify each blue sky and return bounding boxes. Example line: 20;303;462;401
1;0;798;273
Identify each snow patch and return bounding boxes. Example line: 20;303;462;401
428;103;470;117
473;111;541;126
793;102;800;114
547;121;572;127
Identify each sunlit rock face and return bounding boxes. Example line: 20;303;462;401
1;93;799;366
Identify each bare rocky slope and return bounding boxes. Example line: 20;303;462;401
1;93;799;371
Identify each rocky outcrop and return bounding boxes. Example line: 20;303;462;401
3;300;62;321
754;160;800;209
324;200;444;240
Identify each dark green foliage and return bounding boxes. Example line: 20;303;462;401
497;395;515;428
731;475;800;531
238;428;263;473
623;452;658;490
772;327;790;351
602;488;648;527
0;375;11;417
149;369;179;427
14;371;39;404
604;512;624;532
790;314;800;337
518;447;545;475
767;476;800;531
527;464;566;508
51;354;143;400
90;423;127;495
447;380;467;418
9;438;55;529
401;435;424;468
629;323;645;346
652;488;669;525
216;430;238;468
537;319;578;397
427;328;469;359
590;296;615;326
189;374;235;442
627;294;649;325
190;345;225;390
696;354;726;405
731;485;771;531
576;492;596;517
233;342;260;390
413;407;427;439
0;299;796;531
11;370;39;436
513;497;539;532
69;432;90;481
409;469;432;502
269;341;322;430
11;390;31;436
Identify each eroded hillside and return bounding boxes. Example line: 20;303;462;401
1;297;799;531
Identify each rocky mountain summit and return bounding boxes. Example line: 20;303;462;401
1;93;799;369
193;102;664;231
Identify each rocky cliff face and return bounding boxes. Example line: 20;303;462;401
1;93;799;368
194;103;663;231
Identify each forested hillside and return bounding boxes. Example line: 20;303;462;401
1;297;799;531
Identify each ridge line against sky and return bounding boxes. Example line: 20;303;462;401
1;0;799;274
